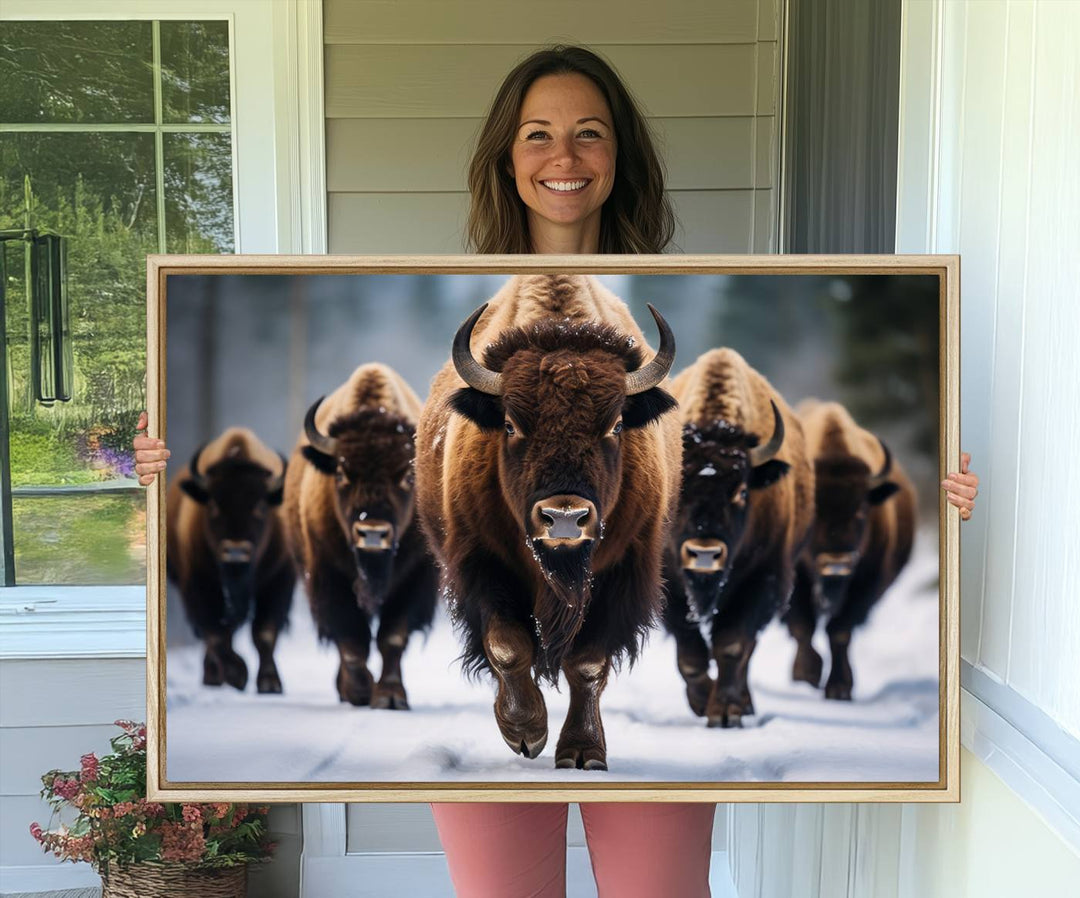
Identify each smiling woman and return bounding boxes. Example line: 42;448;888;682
465;45;675;255
509;73;617;253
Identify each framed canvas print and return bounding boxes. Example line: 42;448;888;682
145;254;960;803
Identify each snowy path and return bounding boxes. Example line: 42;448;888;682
166;532;940;784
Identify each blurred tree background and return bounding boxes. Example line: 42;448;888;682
625;273;941;512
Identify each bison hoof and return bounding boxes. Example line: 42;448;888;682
792;648;824;687
337;665;374;706
554;744;607;771
824;680;853;701
495;682;548;759
371;683;410;710
257;671;283;694
706;701;745;729
685;676;713;717
500;728;548;760
202;661;224;688
741;691;755;716
220;654;248;691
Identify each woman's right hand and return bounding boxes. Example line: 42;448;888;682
133;411;170;486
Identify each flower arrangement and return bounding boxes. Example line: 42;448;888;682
30;720;274;877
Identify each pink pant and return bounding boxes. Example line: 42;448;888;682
431;802;715;898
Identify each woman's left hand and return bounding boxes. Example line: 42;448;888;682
941;452;978;521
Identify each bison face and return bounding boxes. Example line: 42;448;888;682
810;443;900;615
302;403;417;608
448;304;676;613
180;448;286;626
675;405;789;618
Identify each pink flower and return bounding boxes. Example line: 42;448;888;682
80;753;99;782
29;822;43;842
136;799;165;817
181;805;202;824
160;821;205;863
52;777;80;801
112;801;136;817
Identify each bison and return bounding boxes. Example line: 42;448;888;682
166;428;292;693
663;348;814;727
416;274;681;770
283;363;437;709
784;399;916;700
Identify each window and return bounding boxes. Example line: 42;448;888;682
1;19;234;585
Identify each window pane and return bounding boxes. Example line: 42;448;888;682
0;22;154;124
12;492;145;585
164;133;235;252
160;21;232;124
2;133;155;497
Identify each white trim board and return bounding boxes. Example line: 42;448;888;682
961;684;1080;854
0;587;144;659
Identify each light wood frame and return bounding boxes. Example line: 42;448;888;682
146;253;960;803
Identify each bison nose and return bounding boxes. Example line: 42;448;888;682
816;552;856;578
681;539;728;573
529;495;599;543
353;520;394;552
219;540;253;564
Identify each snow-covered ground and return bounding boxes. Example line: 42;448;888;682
166;530;940;784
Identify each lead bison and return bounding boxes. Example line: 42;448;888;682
166;427;293;693
283;363;437;709
784;399;916;700
663;348;815;727
416;275;681;770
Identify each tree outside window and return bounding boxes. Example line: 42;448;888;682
0;20;234;585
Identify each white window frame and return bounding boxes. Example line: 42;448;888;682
0;0;325;659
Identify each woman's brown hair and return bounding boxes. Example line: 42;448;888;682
466;45;676;255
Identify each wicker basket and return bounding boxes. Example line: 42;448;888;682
100;862;247;897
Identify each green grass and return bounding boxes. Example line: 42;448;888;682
13;492;146;585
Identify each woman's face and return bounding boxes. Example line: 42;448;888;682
509;73;617;243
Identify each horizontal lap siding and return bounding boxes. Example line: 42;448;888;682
0;659;145;867
324;0;781;254
325;45;761;118
324;0;761;45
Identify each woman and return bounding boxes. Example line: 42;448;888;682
135;45;979;897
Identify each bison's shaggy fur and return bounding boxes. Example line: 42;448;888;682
784;400;916;700
416;275;681;769
166;427;293;693
283;363;437;709
664;348;814;727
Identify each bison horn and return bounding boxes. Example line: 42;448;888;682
187;443;209;490
453;303;503;396
748;401;785;467
304;397;340;457
625;304;676;396
868;438;893;488
266;451;288;494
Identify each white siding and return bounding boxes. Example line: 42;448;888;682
903;0;1080;736
0;660;145;870
324;0;782;254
